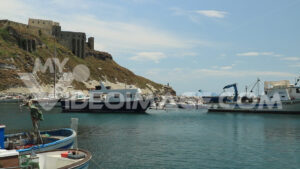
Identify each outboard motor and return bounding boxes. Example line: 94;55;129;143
0;125;5;149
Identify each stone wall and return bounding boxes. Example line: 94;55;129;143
1;19;96;58
3;25;37;53
88;37;94;50
58;31;86;58
28;18;59;35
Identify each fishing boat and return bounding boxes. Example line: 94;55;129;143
0;148;91;169
208;78;300;114
61;82;152;113
2;128;76;155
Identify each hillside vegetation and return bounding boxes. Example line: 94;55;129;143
0;21;175;95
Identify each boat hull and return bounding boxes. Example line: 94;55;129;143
61;100;152;113
0;99;23;103
38;149;92;169
208;100;300;114
5;128;76;155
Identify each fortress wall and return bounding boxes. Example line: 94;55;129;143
0;19;94;58
28;18;59;35
88;37;94;50
0;20;37;53
58;31;86;58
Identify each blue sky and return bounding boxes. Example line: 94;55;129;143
1;0;300;94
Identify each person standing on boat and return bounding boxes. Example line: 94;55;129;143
26;100;44;144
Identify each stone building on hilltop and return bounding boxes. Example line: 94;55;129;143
28;18;94;58
28;18;59;35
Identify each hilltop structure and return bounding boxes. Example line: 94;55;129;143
28;18;94;58
0;18;94;58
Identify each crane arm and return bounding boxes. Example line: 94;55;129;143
250;78;260;92
223;83;238;102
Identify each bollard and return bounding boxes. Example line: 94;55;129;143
0;125;5;149
70;118;78;149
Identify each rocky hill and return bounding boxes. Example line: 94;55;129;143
0;20;175;95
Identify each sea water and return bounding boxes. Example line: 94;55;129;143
1;103;300;169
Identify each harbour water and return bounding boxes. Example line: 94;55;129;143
1;103;300;169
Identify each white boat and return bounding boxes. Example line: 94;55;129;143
208;79;300;113
0;149;91;169
177;100;207;109
31;95;61;108
61;82;152;113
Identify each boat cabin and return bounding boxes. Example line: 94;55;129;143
89;82;142;103
264;80;300;101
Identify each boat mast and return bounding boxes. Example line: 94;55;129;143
54;38;56;98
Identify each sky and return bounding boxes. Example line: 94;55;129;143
0;0;300;95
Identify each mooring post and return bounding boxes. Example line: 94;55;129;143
0;125;5;149
70;118;78;149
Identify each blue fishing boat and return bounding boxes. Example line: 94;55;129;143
3;128;76;155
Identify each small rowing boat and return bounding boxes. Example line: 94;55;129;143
3;128;76;155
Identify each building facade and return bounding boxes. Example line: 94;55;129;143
28;18;59;35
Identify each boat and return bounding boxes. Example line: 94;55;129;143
0;148;91;169
2;127;76;155
208;79;300;114
177;100;207;109
0;95;24;103
31;97;61;107
61;82;152;113
164;98;178;109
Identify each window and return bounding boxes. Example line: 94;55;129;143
281;96;285;98
127;94;132;98
297;88;300;93
93;94;101;99
32;21;34;23
114;94;120;98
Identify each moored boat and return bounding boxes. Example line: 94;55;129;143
208;79;300;114
61;82;152;113
3;128;76;155
0;148;91;169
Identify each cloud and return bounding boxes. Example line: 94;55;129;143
171;8;228;24
281;57;300;61
236;51;284;57
145;67;296;84
130;52;166;63
211;64;235;70
236;52;276;56
61;15;192;52
0;0;202;55
288;63;300;67
0;0;34;23
220;66;233;70
194;69;296;77
195;10;228;18
211;66;233;70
